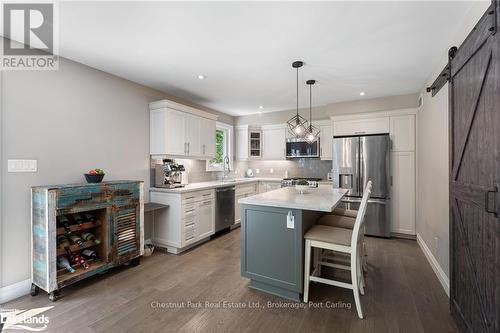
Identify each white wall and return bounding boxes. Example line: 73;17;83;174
415;1;489;294
0;51;232;297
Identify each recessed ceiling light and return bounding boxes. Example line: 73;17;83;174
197;74;206;80
359;91;366;96
259;105;264;109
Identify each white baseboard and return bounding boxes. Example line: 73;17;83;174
416;233;450;297
0;279;31;304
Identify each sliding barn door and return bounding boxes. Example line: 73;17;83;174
449;2;499;333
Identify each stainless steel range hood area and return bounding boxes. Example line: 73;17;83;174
285;137;320;158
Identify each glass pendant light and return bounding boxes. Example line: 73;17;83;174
286;61;308;137
304;79;320;144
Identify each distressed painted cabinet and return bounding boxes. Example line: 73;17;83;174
31;181;144;301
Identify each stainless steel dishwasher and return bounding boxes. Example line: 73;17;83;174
215;186;235;232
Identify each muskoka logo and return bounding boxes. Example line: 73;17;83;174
0;306;53;332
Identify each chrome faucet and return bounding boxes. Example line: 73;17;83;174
223;156;230;179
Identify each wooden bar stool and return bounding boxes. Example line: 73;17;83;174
303;181;372;319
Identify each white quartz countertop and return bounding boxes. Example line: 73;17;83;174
150;177;282;193
238;185;348;212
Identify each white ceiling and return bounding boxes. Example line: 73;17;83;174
58;1;477;116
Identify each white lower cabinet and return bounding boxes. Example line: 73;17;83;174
390;151;415;235
258;181;281;193
150;189;214;254
195;199;214;239
235;182;258;224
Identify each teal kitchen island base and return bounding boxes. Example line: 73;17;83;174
239;186;347;302
240;205;321;301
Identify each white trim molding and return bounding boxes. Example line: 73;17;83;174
416;233;449;297
0;278;31;304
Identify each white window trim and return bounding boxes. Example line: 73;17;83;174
206;122;233;172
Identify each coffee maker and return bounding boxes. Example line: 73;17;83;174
155;159;186;188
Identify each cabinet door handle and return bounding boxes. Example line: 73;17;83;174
354;131;366;134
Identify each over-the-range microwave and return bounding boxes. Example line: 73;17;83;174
285;137;320;158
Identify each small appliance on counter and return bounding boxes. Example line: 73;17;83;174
245;169;254;178
155;159;187;188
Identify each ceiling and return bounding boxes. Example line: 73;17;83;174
58;1;478;116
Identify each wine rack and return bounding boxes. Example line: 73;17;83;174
31;181;144;301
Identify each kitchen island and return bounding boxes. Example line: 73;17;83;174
239;185;347;301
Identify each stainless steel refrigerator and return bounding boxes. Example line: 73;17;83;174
332;134;391;237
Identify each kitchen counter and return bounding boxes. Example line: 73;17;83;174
238;185;347;212
150;177;282;193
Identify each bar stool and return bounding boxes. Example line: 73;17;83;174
317;210;368;272
303;181;372;319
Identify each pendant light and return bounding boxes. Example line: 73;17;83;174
286;61;308;138
304;79;320;144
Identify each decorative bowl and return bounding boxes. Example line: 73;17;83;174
84;173;105;183
295;184;309;194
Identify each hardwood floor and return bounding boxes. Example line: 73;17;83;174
3;229;458;333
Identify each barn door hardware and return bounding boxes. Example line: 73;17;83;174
485;184;498;217
426;46;457;97
487;4;496;35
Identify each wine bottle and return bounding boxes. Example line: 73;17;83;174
84;212;95;222
82;249;98;260
69;234;85;248
72;213;84;229
81;231;101;245
71;254;89;269
58;215;72;234
57;256;75;273
57;235;71;249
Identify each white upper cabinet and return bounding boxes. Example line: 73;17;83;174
200;117;216;158
318;121;333;160
149;100;217;159
333;117;389;136
262;125;286;160
150;108;186;156
390;115;415;152
185;114;201;156
236;125;262;160
235;126;250;161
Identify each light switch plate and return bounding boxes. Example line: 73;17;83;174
8;159;37;172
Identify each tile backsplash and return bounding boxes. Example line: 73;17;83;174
244;159;332;179
151;158;333;186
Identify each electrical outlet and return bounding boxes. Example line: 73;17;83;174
8;159;37;172
255;168;260;174
270;168;274;174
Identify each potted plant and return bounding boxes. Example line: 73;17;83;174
84;168;105;183
295;179;310;194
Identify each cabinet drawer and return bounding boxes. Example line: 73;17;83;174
181;189;214;204
57;186;108;209
184;215;195;227
236;183;258;196
184;225;196;242
109;183;140;205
